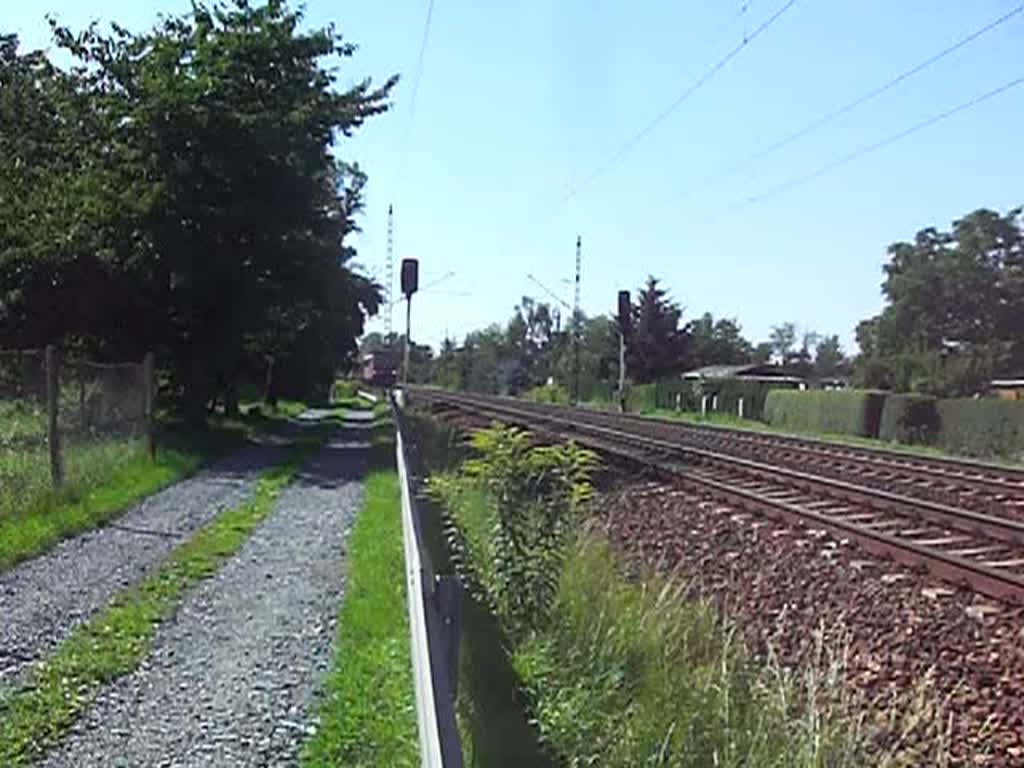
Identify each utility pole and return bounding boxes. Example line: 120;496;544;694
385;204;395;343
573;235;582;405
617;290;630;412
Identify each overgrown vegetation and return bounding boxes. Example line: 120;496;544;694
0;439;318;764
425;422;884;767
430;426;596;642
303;435;418;768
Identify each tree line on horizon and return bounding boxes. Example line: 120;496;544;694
0;1;395;418
366;205;1023;400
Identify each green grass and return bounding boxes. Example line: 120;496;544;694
511;535;876;768
0;441;317;765
0;401;307;574
302;436;418;768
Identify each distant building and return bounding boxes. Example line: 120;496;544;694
991;377;1024;401
681;363;807;388
361;352;396;387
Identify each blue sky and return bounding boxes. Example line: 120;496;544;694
9;1;1024;353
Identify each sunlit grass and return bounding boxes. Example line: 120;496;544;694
302;435;418;768
0;397;308;573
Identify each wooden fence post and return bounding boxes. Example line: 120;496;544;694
144;351;156;460
45;345;63;488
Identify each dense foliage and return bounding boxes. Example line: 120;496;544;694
877;393;940;445
763;389;887;437
428;424;597;643
0;2;395;416
855;207;1024;395
422;419;883;768
935;398;1024;459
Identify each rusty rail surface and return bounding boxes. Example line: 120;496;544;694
410;387;1024;603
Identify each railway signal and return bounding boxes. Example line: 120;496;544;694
401;258;419;385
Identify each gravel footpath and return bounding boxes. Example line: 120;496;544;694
0;440;287;690
38;420;368;768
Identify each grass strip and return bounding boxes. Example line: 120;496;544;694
302;438;419;768
0;404;305;574
0;439;319;765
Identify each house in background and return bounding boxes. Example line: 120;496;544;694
681;363;808;389
991;376;1024;401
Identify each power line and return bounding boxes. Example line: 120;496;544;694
676;3;1024;202
403;0;436;151
730;75;1024;211
564;0;800;202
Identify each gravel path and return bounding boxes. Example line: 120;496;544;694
38;421;367;768
0;441;287;690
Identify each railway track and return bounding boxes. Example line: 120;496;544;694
410;387;1024;603
585;406;1024;516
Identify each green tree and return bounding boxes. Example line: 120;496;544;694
769;323;797;362
855;206;1023;395
688;313;753;368
0;3;396;417
626;276;687;383
814;335;845;380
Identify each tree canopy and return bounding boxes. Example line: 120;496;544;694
855;207;1024;395
0;1;396;415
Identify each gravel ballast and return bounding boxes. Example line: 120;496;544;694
39;424;366;768
0;441;286;689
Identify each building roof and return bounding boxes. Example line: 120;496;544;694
681;363;805;381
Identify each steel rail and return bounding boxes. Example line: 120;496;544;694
412;388;1024;603
591;408;1024;498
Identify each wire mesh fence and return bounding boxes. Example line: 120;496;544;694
0;348;154;520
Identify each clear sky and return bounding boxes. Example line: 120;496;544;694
8;1;1024;353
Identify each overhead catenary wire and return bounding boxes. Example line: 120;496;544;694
718;75;1024;214
404;0;436;146
563;0;800;202
395;0;437;182
675;3;1024;202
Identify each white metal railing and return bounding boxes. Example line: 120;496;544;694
394;398;463;768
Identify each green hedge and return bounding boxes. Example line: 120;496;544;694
704;379;791;421
652;378;702;411
764;390;887;437
878;394;940;444
937;398;1024;459
629;383;657;412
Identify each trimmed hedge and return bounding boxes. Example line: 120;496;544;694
878;394;940;444
764;389;887;438
937;398;1024;459
629;383;657;412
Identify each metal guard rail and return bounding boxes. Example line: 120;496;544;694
393;393;464;768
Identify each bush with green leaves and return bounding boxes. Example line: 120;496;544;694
427;424;597;641
522;382;570;405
